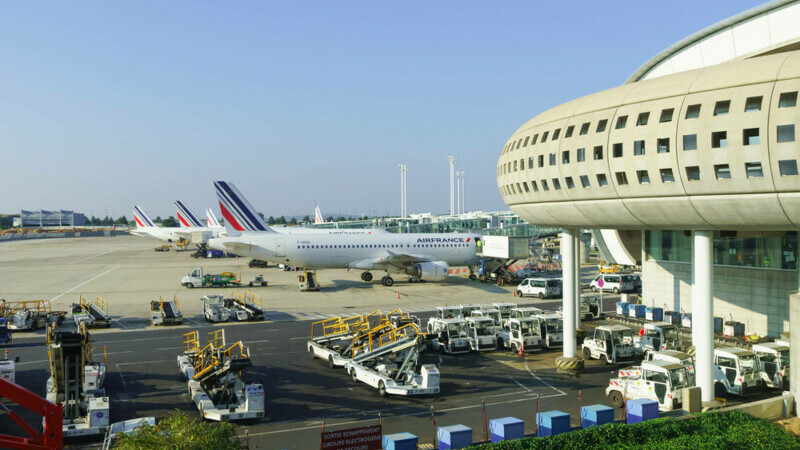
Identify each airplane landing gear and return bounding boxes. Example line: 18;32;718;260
381;275;394;287
361;272;373;282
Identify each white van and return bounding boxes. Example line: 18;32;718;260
516;278;562;299
590;274;634;294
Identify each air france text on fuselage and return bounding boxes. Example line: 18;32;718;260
416;237;469;243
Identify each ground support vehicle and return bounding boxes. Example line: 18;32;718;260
202;295;231;322
497;317;542;353
459;304;481;318
249;259;269;268
1;352;14;381
434;305;461;320
504;306;543;328
248;274;268;287
606;361;690;411
45;321;110;437
308;315;369;368
633;322;681;355
3;299;65;331
492;302;517;322
426;317;470;354
182;268;241;288
0;318;11;345
177;329;265;421
470;307;502;334
753;342;790;390
72;296;111;328
515;277;562;299
225;291;266;321
590;274;634;294
465;316;497;351
150;296;183;326
531;311;564;349
299;270;320;291
644;349;695;385
582;325;636;364
476;236;529;285
580;295;602;320
155;244;171;252
714;347;762;397
344;323;439;396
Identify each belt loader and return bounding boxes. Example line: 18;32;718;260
72;296;112;328
308;314;370;368
150;296;184;326
224;291;266;321
344;323;439;396
45;321;110;437
2;299;65;331
177;329;265;421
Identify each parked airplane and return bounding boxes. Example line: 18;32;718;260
208;181;479;286
206;208;222;228
129;206;186;242
174;200;224;238
314;206;325;224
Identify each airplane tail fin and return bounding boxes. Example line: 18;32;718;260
132;206;155;228
175;200;204;228
314;206;324;224
214;181;274;233
206;208;222;228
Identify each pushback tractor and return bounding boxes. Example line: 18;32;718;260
177;329;265;421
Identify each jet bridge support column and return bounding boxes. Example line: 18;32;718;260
692;231;715;403
556;228;583;374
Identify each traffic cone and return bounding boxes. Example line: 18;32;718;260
396;291;400;300
512;290;516;298
518;341;524;358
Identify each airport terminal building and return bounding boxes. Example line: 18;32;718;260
17;209;86;228
497;1;800;338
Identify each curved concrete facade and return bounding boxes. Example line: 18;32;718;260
497;50;800;230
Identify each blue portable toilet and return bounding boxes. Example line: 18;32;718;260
581;404;614;429
664;311;681;325
437;425;472;449
490;417;524;443
616;302;629;316
629;304;646;319
645;307;663;322
537;410;570;437
383;432;418;450
627;399;659;424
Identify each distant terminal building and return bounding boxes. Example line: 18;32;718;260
18;210;85;227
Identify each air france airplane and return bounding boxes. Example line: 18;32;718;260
174;200;225;237
208;181;480;286
129;206;186;242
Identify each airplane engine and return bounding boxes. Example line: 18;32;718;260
407;261;449;281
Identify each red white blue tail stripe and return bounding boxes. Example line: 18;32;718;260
132;206;155;228
206;209;222;227
174;200;204;228
214;181;269;232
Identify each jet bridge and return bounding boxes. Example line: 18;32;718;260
177;329;264;421
72;296;111;328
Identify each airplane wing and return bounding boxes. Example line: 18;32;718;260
347;251;432;270
215;241;259;255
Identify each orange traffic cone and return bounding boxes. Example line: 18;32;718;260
512;290;516;298
518;341;524;358
396;291;400;300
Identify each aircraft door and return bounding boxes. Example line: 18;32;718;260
275;237;285;257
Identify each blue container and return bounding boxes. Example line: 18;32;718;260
645;307;663;321
681;313;692;328
581;404;615;429
714;317;723;333
664;311;681;325
629;304;646;319
537;410;570;437
438;425;472;450
616;302;629;315
490;417;524;443
627;399;659;424
383;432;418;450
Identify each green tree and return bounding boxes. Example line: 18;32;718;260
301;215;311;223
161;216;178;227
117;216;128;226
154;216;162;223
114;410;245;449
267;216;275;224
275;216;287;224
290;217;298;225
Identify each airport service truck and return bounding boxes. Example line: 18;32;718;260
715;347;762;397
606;360;690;411
465;316;497;351
753;342;790;390
531;311;564;349
201;295;231;322
633;322;681;355
497;317;542;353
582;325;636;364
644;349;695;385
470;307;503;334
426;317;471;354
182;268;241;288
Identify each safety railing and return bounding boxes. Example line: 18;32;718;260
182;331;199;354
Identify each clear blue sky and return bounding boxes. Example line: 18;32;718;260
0;1;765;220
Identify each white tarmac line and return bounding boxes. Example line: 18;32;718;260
70;248;120;265
289;336;309;340
508;376;531;392
49;264;121;302
524;357;568;396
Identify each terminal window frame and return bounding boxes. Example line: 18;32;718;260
636;170;650;184
596;119;608;133
685;104;701;119
714;164;732;180
745;162;763;178
528;157;534;169
580;175;590;187
634;140;645;156
683;134;698;151
538;155;544;168
615;115;628;130
686;166;701;181
541;179;550;191
593;146;604;160
531;180;539;191
713;100;730;116
657;137;670;153
541;131;549;143
516;139;522;149
522;181;530;193
613;143;623;158
777;124;795;143
579;122;590;135
660;168;675;183
711;131;728;149
565;125;574;138
562;150;570;164
636;112;650;126
565;176;575;189
552;178;562;190
659;108;674;123
552;128;561;140
779;159;799;176
743;128;760;146
523;136;530;147
744;96;762;112
513;160;518;172
577;147;586;162
615;171;629;185
779;92;798;108
532;134;539;145
549;153;557;166
596;173;609;186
